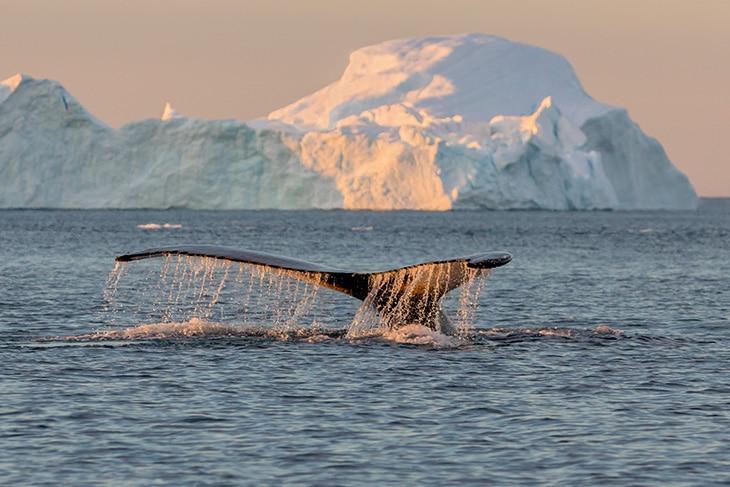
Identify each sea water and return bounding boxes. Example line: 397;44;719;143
1;201;729;485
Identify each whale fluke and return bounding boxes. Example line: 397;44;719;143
115;245;511;335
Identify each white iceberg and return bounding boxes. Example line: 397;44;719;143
0;34;698;209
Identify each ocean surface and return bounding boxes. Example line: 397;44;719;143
1;200;728;486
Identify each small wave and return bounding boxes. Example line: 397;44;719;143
63;319;467;348
478;325;623;341
58;322;623;349
136;223;183;229
594;325;622;335
350;226;374;231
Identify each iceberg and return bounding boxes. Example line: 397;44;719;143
0;34;698;209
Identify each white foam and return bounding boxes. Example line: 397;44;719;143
381;323;464;348
75;319;349;343
86;318;247;340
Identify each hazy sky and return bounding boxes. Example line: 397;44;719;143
2;0;728;196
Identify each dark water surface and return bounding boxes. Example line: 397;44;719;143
1;201;729;486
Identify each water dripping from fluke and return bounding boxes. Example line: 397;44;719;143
106;245;511;340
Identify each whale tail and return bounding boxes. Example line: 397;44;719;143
115;245;511;335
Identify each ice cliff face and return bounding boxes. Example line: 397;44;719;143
0;76;339;209
0;34;698;209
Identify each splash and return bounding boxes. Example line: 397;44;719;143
103;253;492;339
349;263;487;337
381;324;465;348
105;255;338;331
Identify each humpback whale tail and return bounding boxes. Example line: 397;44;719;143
115;245;511;335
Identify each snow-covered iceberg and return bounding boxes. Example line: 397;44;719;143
0;34;698;209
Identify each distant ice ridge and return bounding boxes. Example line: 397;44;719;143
0;34;698;209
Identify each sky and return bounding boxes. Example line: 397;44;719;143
1;0;728;197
